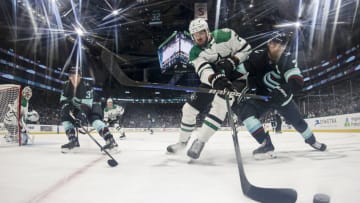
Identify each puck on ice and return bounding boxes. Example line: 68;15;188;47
313;193;330;203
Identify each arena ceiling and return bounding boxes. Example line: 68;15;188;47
0;0;359;98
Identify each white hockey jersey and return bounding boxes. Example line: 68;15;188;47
189;28;251;85
104;105;124;122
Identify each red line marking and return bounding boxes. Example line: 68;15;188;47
27;156;105;203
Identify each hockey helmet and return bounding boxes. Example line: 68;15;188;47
22;86;32;100
189;18;211;40
107;98;113;103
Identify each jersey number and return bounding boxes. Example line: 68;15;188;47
86;91;93;99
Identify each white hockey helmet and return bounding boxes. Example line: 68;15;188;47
107;98;113;103
22;86;32;100
189;18;211;40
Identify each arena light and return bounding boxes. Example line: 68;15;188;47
273;21;302;28
295;21;301;28
74;26;85;36
112;9;122;16
249;0;254;8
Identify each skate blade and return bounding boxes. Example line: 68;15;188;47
253;151;276;160
166;147;186;155
61;147;80;154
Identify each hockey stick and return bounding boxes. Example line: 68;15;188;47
69;112;118;167
78;127;96;135
99;49;269;101
225;96;297;203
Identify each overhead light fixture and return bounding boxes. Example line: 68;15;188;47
72;23;87;36
74;27;85;36
249;0;254;8
274;21;302;28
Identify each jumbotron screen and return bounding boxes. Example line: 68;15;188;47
158;31;194;73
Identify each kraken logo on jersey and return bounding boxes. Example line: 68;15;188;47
263;71;282;92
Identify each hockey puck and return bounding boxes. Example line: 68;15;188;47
313;193;330;203
107;159;118;167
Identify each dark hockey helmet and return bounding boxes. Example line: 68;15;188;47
269;32;290;45
68;66;82;76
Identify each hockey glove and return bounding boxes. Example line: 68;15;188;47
209;73;234;91
75;111;88;127
215;57;239;76
61;103;74;120
247;75;257;94
232;79;249;103
269;84;293;106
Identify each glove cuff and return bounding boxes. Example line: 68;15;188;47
229;56;239;67
210;73;226;88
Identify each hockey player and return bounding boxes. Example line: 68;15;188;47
60;67;118;152
104;98;126;139
3;86;38;145
270;112;277;133
274;111;282;133
237;32;326;159
166;18;251;159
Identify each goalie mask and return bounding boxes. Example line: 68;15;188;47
189;18;211;42
22;86;32;100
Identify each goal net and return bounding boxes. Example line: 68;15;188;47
0;84;21;146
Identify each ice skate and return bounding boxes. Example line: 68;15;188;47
166;138;189;153
253;133;276;160
305;135;327;151
102;134;118;152
187;139;205;159
119;133;126;140
61;137;80;153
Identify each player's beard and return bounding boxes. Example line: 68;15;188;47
195;36;208;47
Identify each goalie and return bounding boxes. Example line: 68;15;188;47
104;98;126;139
3;86;39;145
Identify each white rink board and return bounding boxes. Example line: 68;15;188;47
3;112;360;135
280;113;360;132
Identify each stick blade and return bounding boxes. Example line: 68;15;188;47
107;159;118;167
246;186;297;203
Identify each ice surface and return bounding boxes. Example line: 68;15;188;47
1;131;359;203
